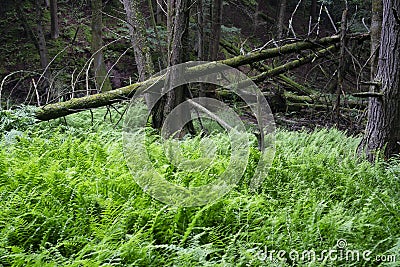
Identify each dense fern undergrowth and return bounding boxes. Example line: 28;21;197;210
0;107;399;266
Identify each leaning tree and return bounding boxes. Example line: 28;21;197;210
358;0;400;161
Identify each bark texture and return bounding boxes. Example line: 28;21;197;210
197;0;205;61
153;0;195;135
35;0;52;91
370;0;383;87
156;0;167;25
334;3;348;119
50;0;59;39
358;0;400;161
276;0;287;39
122;0;154;82
197;0;206;98
209;0;223;60
91;0;112;92
310;0;317;22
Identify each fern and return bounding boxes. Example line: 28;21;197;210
0;109;398;266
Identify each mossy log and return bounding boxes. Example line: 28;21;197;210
221;44;338;92
217;88;366;112
220;39;314;95
252;45;338;83
35;33;368;121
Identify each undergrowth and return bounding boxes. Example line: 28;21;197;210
0;107;399;266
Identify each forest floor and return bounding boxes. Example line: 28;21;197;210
0;107;399;266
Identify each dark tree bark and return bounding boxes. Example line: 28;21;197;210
197;0;206;98
50;0;59;39
276;0;287;39
370;0;383;81
358;0;400;161
156;0;166;25
151;0;195;135
209;0;223;60
197;0;205;62
91;0;112;92
310;0;318;22
204;0;212;57
204;0;223;99
253;0;259;33
35;0;52;90
334;2;348;120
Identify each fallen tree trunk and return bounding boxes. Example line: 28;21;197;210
220;39;313;96
217;89;367;113
217;44;338;95
252;44;338;83
35;33;368;121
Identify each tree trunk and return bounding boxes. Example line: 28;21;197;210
370;0;383;82
334;2;348;120
208;0;223;98
197;0;206;98
152;0;195;135
209;0;223;60
204;0;212;58
156;0;166;25
219;39;315;95
35;0;52;92
122;0;154;82
253;0;259;34
358;0;400;161
197;0;205;62
276;0;287;39
91;0;112;92
252;45;338;83
310;0;317;22
50;0;59;39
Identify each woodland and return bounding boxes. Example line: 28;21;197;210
0;0;399;266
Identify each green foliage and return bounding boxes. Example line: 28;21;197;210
239;0;259;9
0;105;38;133
318;0;334;5
0;110;399;266
146;26;168;48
